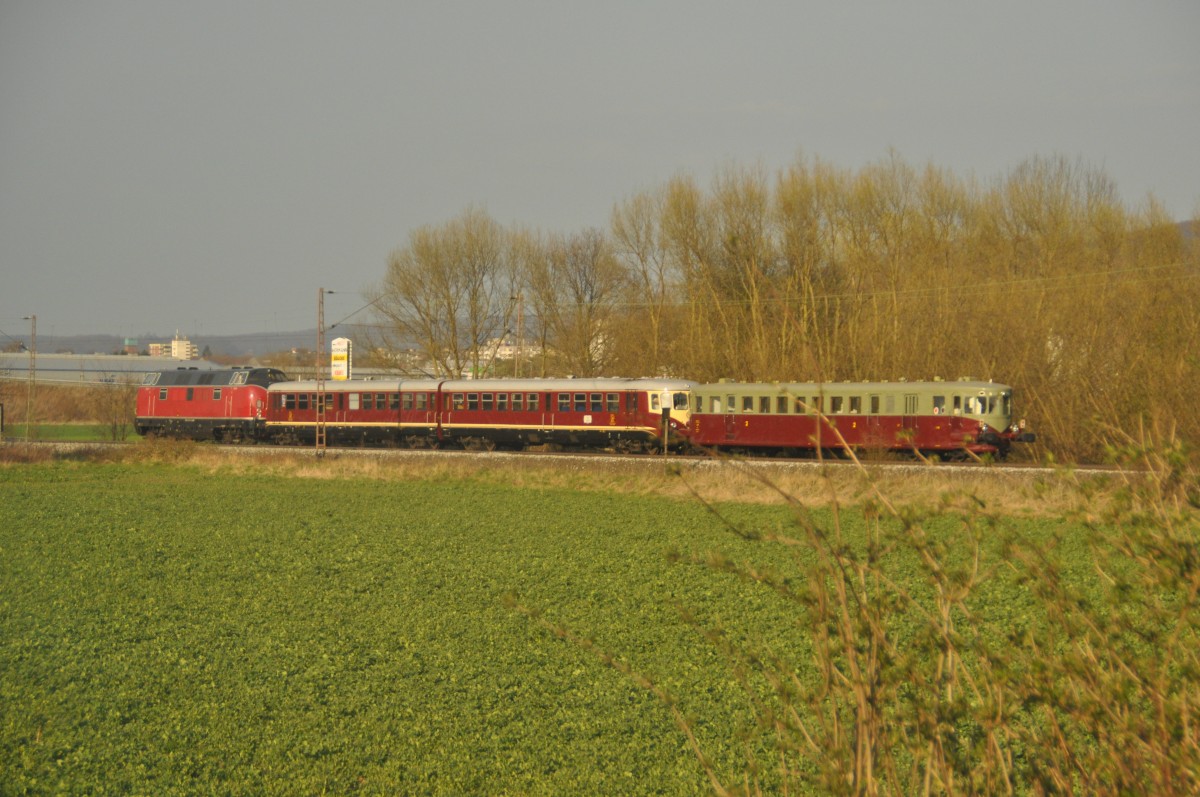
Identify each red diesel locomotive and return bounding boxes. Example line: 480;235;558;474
135;367;289;440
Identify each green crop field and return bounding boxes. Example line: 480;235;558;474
1;455;1194;794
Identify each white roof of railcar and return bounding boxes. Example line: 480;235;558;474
693;380;1012;395
269;377;696;393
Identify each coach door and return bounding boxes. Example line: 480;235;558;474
903;393;920;445
867;393;883;446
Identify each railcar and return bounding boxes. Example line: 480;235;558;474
688;379;1034;459
264;377;696;452
135;367;290;440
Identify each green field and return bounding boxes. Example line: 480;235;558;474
1;424;127;442
1;457;1194;794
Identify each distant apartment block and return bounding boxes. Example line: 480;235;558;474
147;333;198;360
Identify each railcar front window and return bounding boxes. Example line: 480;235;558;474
933;396;946;415
673;393;690;411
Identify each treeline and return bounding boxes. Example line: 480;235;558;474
371;153;1199;462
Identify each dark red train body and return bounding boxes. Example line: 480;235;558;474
687;379;1034;459
134;369;1034;459
262;377;695;452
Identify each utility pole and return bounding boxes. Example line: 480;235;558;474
22;314;35;442
316;289;327;456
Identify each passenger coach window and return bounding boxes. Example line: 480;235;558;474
452;394;465;411
776;397;788;414
831;397;843;414
759;397;771;414
850;397;861;414
590;393;602;412
402;394;413;411
606;394;619;412
159;388;168;400
512;393;523;411
574;393;587;412
298;394;309;410
348;393;359;410
213;388;222;401
558;394;570;412
742;396;754;412
482;394;493;411
467;394;479;411
870;396;880;414
497;394;507;411
528;394;540;411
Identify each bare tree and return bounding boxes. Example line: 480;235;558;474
525;229;627;377
372;208;519;377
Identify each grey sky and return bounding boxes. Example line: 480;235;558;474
2;1;1197;339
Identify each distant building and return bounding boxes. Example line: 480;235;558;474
145;333;198;360
0;353;222;385
170;335;198;360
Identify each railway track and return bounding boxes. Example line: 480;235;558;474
2;436;1117;477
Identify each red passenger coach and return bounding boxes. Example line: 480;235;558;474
688;380;1034;460
264;377;696;452
135;367;290;440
